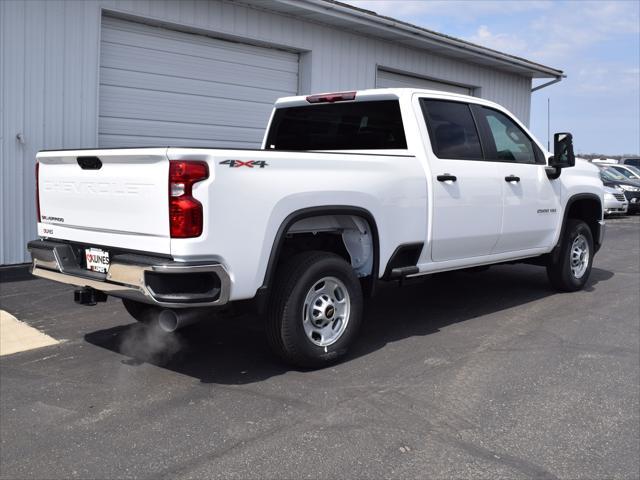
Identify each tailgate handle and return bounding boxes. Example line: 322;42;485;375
77;156;102;170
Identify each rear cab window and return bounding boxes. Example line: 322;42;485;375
420;99;483;160
265;100;407;150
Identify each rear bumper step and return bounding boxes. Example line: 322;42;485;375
28;240;230;308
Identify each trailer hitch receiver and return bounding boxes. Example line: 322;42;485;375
74;287;108;306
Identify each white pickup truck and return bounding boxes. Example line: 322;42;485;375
29;88;604;367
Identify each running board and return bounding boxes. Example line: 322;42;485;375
389;266;419;279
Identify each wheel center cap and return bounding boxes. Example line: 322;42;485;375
325;306;335;319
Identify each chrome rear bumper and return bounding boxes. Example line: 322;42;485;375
28;240;230;308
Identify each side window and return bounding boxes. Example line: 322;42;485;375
420;99;483;160
611;166;635;179
478;107;537;164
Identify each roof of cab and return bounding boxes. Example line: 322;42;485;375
274;88;505;110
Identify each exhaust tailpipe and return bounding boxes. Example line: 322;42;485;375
157;308;207;333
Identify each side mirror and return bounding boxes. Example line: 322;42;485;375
550;132;575;168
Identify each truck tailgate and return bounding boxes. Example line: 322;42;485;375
37;148;171;254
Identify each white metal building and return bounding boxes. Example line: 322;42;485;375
0;0;563;265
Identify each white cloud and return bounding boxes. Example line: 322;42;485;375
346;0;639;67
465;25;529;56
525;1;639;64
582;1;640;35
572;63;640;94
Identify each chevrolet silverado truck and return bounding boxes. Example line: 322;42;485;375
28;88;605;367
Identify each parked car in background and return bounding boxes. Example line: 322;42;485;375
621;158;640;168
599;167;640;213
608;164;640;181
603;186;628;216
592;158;619;165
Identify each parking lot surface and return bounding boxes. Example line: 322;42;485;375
1;216;638;479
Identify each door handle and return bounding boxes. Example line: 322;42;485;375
505;175;520;183
437;174;457;182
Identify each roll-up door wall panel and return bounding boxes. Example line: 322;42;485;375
99;17;299;148
377;69;473;96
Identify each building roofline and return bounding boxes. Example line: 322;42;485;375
265;0;564;79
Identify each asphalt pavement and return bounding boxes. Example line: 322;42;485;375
1;216;638;479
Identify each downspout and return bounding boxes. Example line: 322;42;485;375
531;75;564;92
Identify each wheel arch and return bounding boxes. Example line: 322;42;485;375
257;206;380;305
556;193;603;256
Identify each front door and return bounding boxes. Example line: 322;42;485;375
472;105;560;252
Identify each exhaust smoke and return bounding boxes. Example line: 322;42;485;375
119;321;182;365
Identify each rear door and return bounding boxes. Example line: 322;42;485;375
419;98;503;261
37;148;171;254
472;106;560;252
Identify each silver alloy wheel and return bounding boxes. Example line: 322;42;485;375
302;276;351;347
570;233;590;279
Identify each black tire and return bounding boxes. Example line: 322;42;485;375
546;219;594;292
266;251;363;368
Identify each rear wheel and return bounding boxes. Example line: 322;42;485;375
547;219;594;291
267;251;363;368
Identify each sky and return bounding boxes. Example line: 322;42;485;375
345;0;640;156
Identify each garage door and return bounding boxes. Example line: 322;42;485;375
377;69;473;96
99;17;299;148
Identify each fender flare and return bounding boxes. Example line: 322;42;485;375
255;206;381;306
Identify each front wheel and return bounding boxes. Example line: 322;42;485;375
546;219;594;291
267;251;363;368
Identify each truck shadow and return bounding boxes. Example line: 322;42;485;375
84;264;613;385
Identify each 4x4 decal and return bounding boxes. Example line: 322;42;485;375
220;160;268;168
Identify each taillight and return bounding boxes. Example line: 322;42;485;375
36;162;41;222
169;161;209;238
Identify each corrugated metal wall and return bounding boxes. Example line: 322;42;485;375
1;0;532;265
1;0;101;265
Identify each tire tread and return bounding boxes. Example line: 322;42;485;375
547;219;593;292
266;251;361;367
